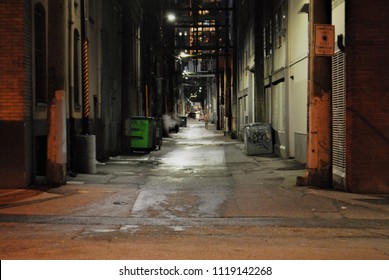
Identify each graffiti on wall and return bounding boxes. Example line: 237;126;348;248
247;132;272;150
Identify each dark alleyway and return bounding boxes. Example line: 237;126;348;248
0;120;389;259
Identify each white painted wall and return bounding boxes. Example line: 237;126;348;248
288;0;309;65
333;0;346;52
237;23;255;135
287;0;309;162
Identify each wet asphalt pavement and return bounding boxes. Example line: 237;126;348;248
1;120;389;259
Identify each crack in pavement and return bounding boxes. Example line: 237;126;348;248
0;214;388;229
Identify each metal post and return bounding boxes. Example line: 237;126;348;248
81;0;90;135
145;85;149;117
76;0;96;174
216;47;221;131
225;0;232;135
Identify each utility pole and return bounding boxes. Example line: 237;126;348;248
47;0;67;186
306;0;332;187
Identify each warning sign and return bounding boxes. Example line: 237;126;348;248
314;24;335;56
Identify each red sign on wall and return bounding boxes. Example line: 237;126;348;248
315;24;335;56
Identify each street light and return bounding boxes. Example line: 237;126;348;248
179;51;191;58
167;13;176;22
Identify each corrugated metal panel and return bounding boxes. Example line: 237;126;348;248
332;51;346;187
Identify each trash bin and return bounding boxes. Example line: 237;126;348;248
129;117;155;152
178;115;187;127
243;123;273;155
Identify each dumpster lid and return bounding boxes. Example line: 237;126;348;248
130;116;154;120
243;122;270;128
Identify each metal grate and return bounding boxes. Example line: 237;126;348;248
332;51;346;170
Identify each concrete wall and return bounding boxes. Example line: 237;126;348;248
287;0;309;162
237;23;255;136
266;0;288;158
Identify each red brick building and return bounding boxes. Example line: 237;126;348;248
0;0;33;187
344;0;389;193
0;0;146;188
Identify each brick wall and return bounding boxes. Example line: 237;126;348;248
0;0;33;187
0;0;32;121
346;0;389;193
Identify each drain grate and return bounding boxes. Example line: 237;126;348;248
113;201;128;205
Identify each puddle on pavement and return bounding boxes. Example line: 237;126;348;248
179;168;195;174
169;225;191;232
67;181;85;185
120;225;140;233
114;172;136;176
90;228;117;233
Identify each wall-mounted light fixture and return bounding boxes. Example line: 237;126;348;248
298;3;309;14
337;34;346;52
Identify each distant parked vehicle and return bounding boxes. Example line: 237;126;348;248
187;112;196;119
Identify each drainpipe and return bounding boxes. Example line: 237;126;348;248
225;0;232;136
254;0;265;122
81;0;90;135
302;0;332;187
76;0;96;174
216;42;221;130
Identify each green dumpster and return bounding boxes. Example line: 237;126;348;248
130;117;155;152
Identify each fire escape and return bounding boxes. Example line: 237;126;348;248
162;0;234;131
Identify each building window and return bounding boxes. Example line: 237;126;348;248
264;22;272;57
73;29;81;109
34;3;47;105
274;1;287;49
